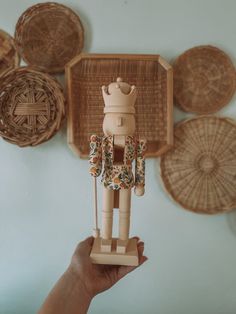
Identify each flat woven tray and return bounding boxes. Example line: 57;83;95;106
0;29;20;77
173;45;236;114
15;2;84;73
160;116;236;214
0;67;65;146
66;53;173;158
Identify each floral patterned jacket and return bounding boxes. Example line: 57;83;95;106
89;135;146;190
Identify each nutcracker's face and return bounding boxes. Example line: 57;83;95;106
103;113;135;136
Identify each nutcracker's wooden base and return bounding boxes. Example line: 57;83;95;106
90;237;139;266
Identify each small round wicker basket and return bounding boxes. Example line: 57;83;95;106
160;116;236;214
15;2;84;73
0;67;65;146
173;45;236;114
0;29;20;77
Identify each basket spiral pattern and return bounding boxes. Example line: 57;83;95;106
174;46;236;114
15;2;84;73
160;116;236;214
0;67;65;146
0;29;20;77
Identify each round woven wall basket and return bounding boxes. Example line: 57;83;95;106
15;2;84;73
0;67;65;147
173;45;236;114
0;29;20;77
160;116;236;214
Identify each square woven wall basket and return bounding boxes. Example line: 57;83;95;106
65;53;173;158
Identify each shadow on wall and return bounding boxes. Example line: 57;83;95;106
226;209;236;237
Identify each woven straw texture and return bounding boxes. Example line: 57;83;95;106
0;67;65;146
66;54;173;158
15;2;84;73
160;116;236;214
174;45;236;114
0;29;20;77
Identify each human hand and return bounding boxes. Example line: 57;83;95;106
134;185;145;196
68;237;148;299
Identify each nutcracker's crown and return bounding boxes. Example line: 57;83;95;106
102;77;137;114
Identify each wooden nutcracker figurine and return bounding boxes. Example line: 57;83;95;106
89;77;146;266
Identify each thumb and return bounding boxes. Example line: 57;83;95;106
75;236;94;258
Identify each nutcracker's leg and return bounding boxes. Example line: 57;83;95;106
101;187;114;252
117;188;131;253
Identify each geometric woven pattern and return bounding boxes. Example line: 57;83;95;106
0;67;65;146
160;116;236;214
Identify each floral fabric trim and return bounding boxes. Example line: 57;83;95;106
89;135;146;190
102;165;134;190
89;135;102;177
135;139;147;187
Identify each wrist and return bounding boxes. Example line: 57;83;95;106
38;267;93;314
65;266;94;302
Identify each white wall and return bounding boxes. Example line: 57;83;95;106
1;0;236;313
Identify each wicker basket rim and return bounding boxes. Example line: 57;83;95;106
173;45;236;114
15;2;84;73
160;115;236;214
0;29;20;77
66;53;173;158
0;66;65;147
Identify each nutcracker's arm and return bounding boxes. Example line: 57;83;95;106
134;138;147;196
89;135;102;177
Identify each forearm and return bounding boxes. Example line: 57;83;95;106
38;268;92;314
